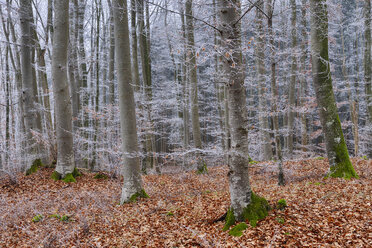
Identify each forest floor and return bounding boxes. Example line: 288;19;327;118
0;158;371;248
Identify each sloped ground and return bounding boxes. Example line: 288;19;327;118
0;158;371;247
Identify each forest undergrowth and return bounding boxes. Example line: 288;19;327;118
0;158;371;247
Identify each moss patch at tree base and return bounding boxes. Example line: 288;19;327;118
325;161;358;180
128;189;149;202
62;173;76;183
223;192;270;231
25;159;43;176
228;223;248;237
51;168;79;183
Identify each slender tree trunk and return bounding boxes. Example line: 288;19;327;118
112;0;147;203
287;0;298;157
138;0;156;172
300;0;309;154
52;0;76;178
19;0;42;171
185;0;205;172
131;0;141;92
107;0;115;105
310;0;358;179
364;0;372;158
255;1;273;161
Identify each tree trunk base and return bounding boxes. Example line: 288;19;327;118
222;192;270;231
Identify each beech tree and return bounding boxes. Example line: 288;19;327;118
19;0;44;172
51;0;77;181
112;0;148;203
309;0;358;179
218;0;270;228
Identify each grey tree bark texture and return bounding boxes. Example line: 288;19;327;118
309;0;358;179
255;0;273;161
364;0;372;158
19;0;43;170
218;0;269;223
52;0;75;178
112;0;147;203
185;0;206;172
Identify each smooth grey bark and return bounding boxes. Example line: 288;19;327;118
364;0;372;157
112;0;145;203
309;0;358;179
218;0;252;218
19;0;42;169
107;0;115;105
138;0;156;172
287;0;297;156
185;0;205;171
266;0;284;186
299;0;309;153
255;1;273;161
52;0;75;177
131;0;141;92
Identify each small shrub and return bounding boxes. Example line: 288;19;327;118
32;214;43;223
277;199;287;210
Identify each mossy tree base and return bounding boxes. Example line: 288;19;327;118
25;159;44;176
126;189;149;203
325;160;358;179
51;167;81;183
223;192;270;232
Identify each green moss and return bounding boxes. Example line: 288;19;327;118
222;208;236;231
361;155;368;160
241;192;271;227
315;156;325;160
51;171;61;181
62;173;76;183
25;159;43;176
128;189;149;202
72;167;81;178
93;172;108;180
249;160;259;165
32;214;43;223
49;214;61;219
223;192;270;231
228;223;248;237
277;199;287;210
276;217;285;224
196;162;208;174
166;211;174;216
60;215;71;222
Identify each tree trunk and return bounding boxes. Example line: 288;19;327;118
309;0;358;179
255;1;273;161
19;0;43;170
131;0;141;92
112;0;147;203
364;0;372;158
218;0;269;225
287;0;298;157
51;0;76;179
300;0;309;154
107;0;116;105
185;0;205;172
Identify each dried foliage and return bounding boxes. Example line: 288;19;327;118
0;158;371;247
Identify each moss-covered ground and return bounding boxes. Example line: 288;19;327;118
0;158;370;247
